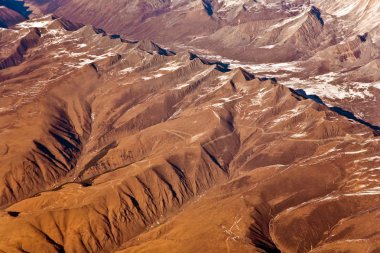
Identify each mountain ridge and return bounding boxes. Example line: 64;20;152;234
0;16;380;252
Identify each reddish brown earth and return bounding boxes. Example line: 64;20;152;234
20;0;380;62
15;0;380;128
0;0;43;28
0;16;380;253
0;6;25;28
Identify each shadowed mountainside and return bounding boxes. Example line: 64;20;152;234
0;16;379;253
16;0;380;128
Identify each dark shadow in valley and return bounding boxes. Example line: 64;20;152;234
248;204;281;253
0;0;32;19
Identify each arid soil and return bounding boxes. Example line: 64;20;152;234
0;16;379;252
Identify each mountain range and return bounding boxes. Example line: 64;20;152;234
0;1;380;253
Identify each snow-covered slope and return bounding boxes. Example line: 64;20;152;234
314;0;380;41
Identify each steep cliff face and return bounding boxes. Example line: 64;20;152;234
0;17;380;253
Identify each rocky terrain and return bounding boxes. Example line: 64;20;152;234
0;1;380;253
8;0;376;127
0;16;380;252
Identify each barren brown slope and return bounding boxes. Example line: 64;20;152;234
23;0;336;62
0;6;25;28
0;16;379;253
21;0;377;63
16;0;380;130
0;0;37;28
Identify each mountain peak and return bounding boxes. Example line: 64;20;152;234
1;1;380;252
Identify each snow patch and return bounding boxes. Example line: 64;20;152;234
345;150;367;155
159;61;182;71
291;133;307;138
120;67;137;74
16;20;51;29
